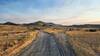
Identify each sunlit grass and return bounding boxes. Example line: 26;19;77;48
66;31;100;56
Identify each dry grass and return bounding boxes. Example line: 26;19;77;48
0;25;38;56
43;28;64;34
66;31;100;56
0;25;100;56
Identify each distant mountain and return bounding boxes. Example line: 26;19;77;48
23;21;62;27
0;22;18;25
29;21;45;26
69;24;100;28
0;21;100;28
0;21;60;27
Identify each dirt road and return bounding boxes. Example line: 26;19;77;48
16;31;75;56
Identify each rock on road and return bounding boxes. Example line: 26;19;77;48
16;31;76;56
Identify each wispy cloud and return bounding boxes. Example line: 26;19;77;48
0;0;100;25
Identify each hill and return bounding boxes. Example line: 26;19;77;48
0;21;100;28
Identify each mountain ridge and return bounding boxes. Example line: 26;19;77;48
0;21;100;28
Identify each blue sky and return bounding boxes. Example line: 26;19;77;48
0;0;100;25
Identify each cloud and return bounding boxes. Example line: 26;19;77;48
54;18;100;25
0;0;100;25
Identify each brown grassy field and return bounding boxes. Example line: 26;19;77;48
66;30;100;56
0;25;38;56
0;25;100;56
